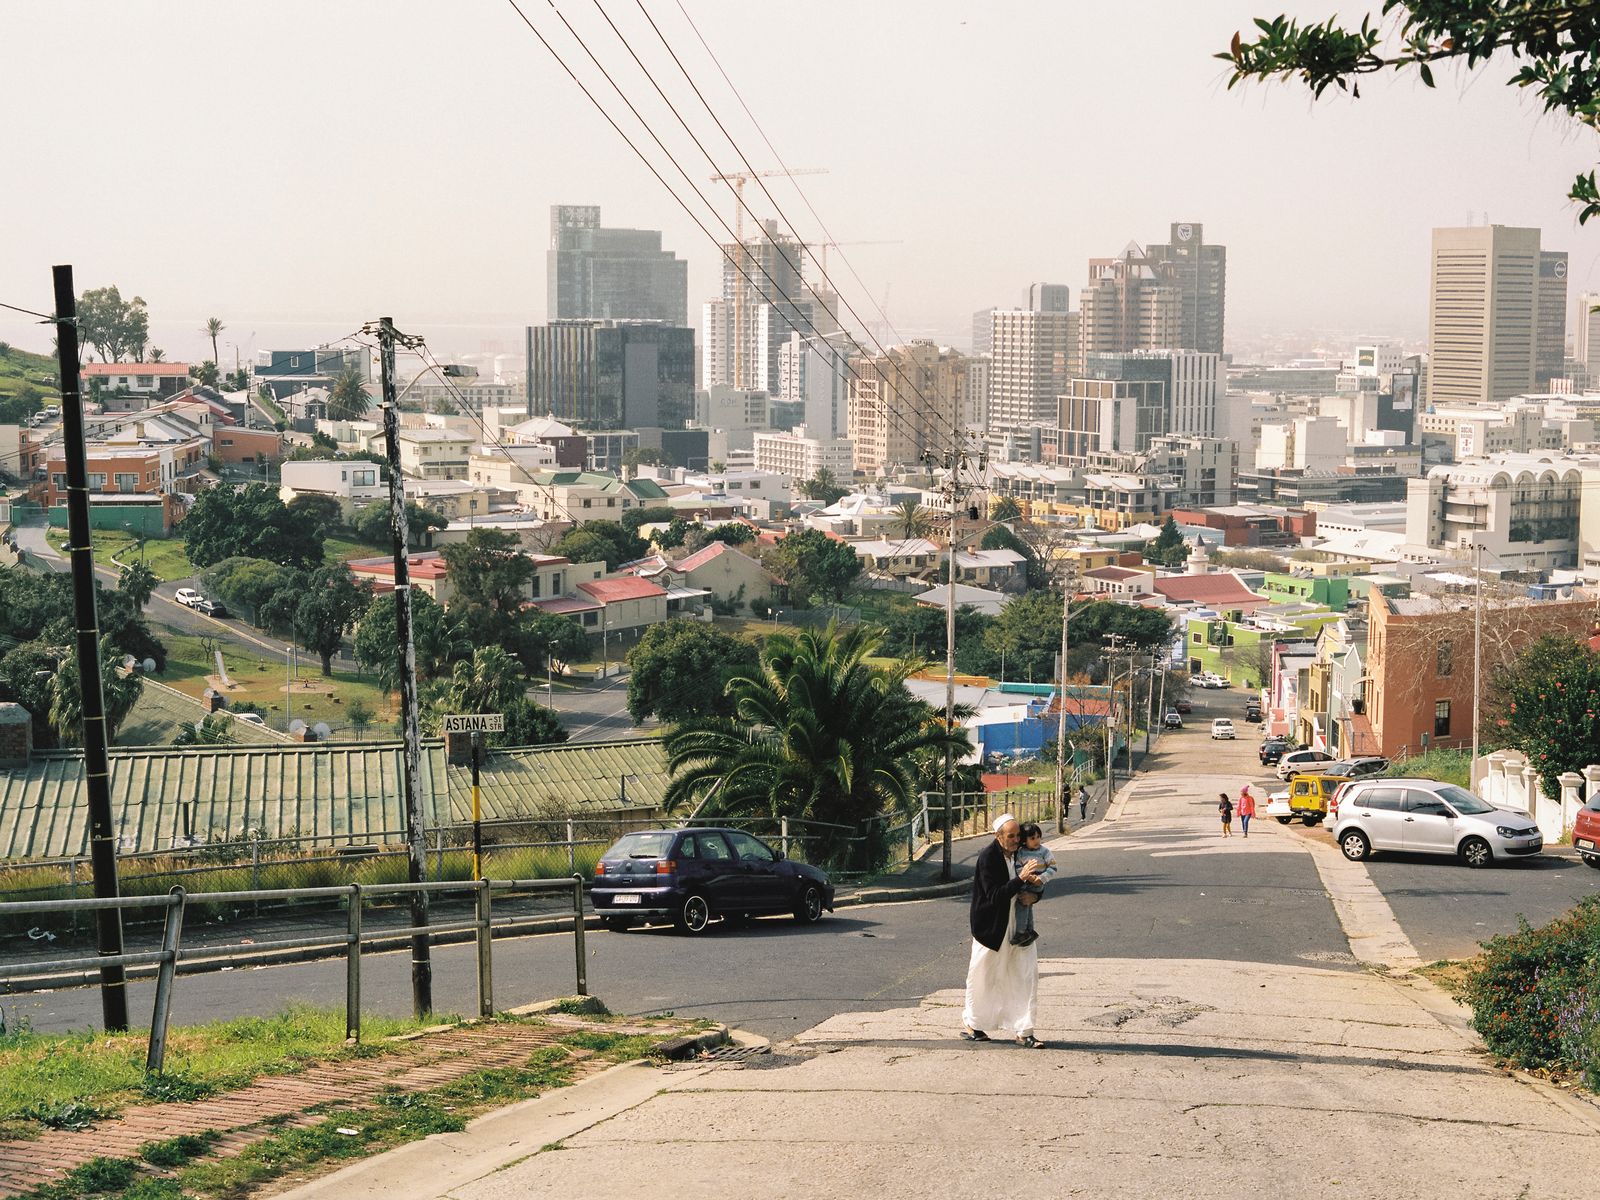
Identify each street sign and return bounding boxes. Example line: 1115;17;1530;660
442;713;504;734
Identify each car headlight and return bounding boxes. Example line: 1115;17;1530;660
1495;825;1534;838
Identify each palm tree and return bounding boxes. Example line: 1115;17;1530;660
425;646;524;729
203;317;224;369
893;500;930;541
48;638;144;746
328;368;371;421
990;496;1022;522
662;623;971;866
148;347;167;363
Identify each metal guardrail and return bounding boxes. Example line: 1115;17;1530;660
0;875;588;1073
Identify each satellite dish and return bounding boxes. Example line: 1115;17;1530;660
313;722;332;740
142;658;156;673
289;719;307;734
123;654;137;669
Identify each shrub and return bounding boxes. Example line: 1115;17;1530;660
1462;895;1600;1076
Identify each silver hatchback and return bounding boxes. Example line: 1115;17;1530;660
1331;778;1542;868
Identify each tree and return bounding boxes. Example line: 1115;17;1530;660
549;520;647;571
77;286;149;363
501;697;568;747
147;348;166;363
224;367;250;393
990;496;1022;522
655;519;692;550
798;468;848;506
662;623;972;866
48;637;143;745
1070;600;1174;651
285;493;346;538
622;504;677;533
439;528;539;640
1145;515;1190;569
1212;547;1290;572
190;360;220;388
623;447;664;472
625;621;761;723
354;590;467;691
875;600;994;673
762;528;862;606
327;368;371;421
706;522;755;547
507;608;589;676
351;499;448;548
893;500;931;540
347;699;375;741
202;557;304;627
203;317;224;369
1493;635;1600;798
425;646;526;726
292;566;371;675
1220;2;1600;220
118;562;157;611
183;482;325;570
173;713;234;747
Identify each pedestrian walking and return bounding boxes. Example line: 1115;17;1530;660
1237;785;1256;838
962;814;1047;1048
1218;791;1234;838
1078;785;1089;822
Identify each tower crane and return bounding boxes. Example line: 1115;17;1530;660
709;168;827;386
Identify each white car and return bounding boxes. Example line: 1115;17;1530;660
1276;748;1336;781
235;712;267;727
174;588;203;606
1210;718;1236;740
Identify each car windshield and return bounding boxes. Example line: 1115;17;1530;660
1433;784;1494;816
603;832;674;859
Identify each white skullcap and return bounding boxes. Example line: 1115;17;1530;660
993;813;1017;833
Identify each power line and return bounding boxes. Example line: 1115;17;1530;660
0;300;57;322
501;0;948;461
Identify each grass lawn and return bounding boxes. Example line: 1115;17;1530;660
45;528;194;582
0;1005;442;1138
323;534;390;562
160;632;397;735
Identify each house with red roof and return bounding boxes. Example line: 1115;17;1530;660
82;362;194;412
1151;570;1268;613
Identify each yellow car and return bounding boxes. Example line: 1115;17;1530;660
1265;772;1342;827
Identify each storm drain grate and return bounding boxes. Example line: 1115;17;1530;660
664;1043;788;1071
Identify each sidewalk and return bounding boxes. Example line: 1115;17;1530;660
264;766;1600;1200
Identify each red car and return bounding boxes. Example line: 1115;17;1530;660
1574;793;1600;870
1174;698;1192;714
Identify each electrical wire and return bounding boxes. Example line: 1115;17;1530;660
502;0;951;466
0;300;57;323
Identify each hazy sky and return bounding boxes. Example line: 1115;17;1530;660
5;0;1600;365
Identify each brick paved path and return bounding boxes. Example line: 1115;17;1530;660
0;1015;666;1198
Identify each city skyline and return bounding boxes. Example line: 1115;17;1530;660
6;1;1600;366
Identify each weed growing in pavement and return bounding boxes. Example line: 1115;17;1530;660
559;1030;675;1062
16;1099;110;1130
138;1132;218;1168
1462;894;1600;1084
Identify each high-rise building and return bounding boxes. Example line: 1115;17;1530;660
1055;353;1173;463
547;205;688;326
987;308;1073;461
777;331;854;441
1168;351;1222;437
1577;292;1600;369
1538;250;1570;386
848;342;973;475
1427;225;1542;407
703;220;813;394
1143;222;1227;354
971;308;995;357
1078;245;1182;362
526;320;694;429
1029;283;1071;314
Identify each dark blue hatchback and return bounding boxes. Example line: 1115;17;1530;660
591;827;835;935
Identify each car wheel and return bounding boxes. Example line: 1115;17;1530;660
1276;816;1292;825
600;915;632;933
673;893;712;935
1583;855;1600;870
1339;830;1370;862
794;883;824;925
1459;837;1494;869
1303;815;1323;827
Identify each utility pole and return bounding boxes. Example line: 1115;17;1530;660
53;265;128;1032
1472;539;1483;770
370;317;432;1018
1104;633;1124;802
1053;567;1074;833
1143;649;1158;756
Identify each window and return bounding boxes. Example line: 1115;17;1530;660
353;469;376;487
1434;700;1451;738
136;376;154;388
531;576;542;598
582;611;598;627
87;472;106;489
115;473;139;491
697;833;733;861
1356;786;1404;811
607;498;615;507
220;438;233;447
675;835;699;859
1436;640;1453;677
52;473;66;489
583;498;592;508
726;831;774;862
1403;790;1453;818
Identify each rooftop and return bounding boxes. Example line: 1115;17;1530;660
578;576;668;603
82;362;191;376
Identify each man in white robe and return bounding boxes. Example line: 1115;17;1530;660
961;814;1046;1047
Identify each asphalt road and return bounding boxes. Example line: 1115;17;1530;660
542;673;660;744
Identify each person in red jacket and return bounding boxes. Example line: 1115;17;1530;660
1238;784;1257;838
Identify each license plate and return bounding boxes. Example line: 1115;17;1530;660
1577;838;1596;851
611;893;642;905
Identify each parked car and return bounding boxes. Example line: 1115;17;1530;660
43;404;60;417
1574;793;1600;869
235;712;266;727
1244;701;1262;723
1326;756;1388;779
591;827;835;935
1174;698;1192;714
1163;710;1183;729
1331;778;1542;868
1266;772;1341;826
1259;737;1290;766
1192;673;1230;689
1276;748;1335;781
174;588;203;607
196;599;228;619
1210;718;1235;740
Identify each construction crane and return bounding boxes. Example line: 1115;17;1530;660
710;168;827;387
803;239;903;279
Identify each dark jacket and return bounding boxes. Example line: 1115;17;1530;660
969;839;1026;952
